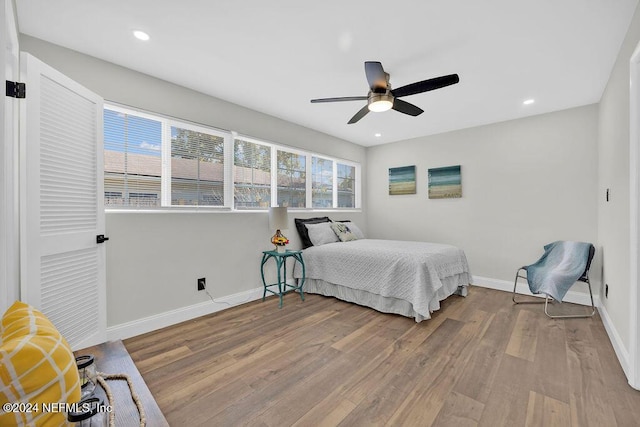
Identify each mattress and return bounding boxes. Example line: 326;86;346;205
293;239;472;321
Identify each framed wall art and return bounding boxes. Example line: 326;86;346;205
428;165;462;199
388;165;416;195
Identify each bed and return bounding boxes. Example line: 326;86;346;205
292;218;472;322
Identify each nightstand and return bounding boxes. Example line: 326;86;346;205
260;249;305;308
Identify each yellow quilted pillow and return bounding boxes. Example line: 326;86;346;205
0;301;81;426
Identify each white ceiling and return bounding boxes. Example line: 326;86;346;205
16;0;639;147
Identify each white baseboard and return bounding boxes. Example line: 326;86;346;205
597;302;632;383
472;275;601;307
106;286;264;341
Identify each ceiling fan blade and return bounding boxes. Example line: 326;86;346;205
392;99;424;116
365;61;387;91
348;105;370;124
392;74;459;98
311;96;368;103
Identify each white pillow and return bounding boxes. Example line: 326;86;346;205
341;221;365;239
305;222;340;246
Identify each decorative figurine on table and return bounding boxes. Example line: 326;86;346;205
271;231;289;253
269;206;289;253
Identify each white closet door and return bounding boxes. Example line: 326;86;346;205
20;52;106;350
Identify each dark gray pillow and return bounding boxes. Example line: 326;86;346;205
295;217;331;249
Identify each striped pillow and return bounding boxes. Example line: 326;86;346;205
0;301;81;426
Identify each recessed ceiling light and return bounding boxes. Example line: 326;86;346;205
523;99;535;105
374;133;382;137
133;30;150;41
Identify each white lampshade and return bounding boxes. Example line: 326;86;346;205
269;206;288;230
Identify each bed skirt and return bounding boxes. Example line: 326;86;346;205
300;273;469;322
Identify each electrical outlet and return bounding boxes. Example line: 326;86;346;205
605;283;609;298
197;277;206;291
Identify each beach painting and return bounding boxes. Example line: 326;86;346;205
388;165;416;195
428;165;462;199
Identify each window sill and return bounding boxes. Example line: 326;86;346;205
105;207;232;214
105;207;363;214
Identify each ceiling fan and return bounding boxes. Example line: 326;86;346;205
310;61;459;124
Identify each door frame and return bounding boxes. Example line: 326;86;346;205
1;0;20;314
629;40;640;390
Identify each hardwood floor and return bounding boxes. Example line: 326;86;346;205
124;287;640;426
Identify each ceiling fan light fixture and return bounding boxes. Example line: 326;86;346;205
368;93;394;112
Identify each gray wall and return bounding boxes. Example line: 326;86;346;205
598;3;640;353
20;35;366;326
366;105;599;286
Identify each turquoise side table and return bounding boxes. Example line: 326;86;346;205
260;249;305;308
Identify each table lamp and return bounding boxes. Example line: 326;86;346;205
269;206;289;252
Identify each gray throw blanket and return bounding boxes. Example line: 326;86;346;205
526;241;592;302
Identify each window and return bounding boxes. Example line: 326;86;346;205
233;138;271;209
312;157;333;208
277;150;306;208
103;104;360;210
337;163;356;208
169;125;225;206
104;108;162;207
104;105;228;208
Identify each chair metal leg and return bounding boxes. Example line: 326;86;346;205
512;267;546;304
543;277;596;319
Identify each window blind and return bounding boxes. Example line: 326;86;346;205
170;126;225;206
276;150;306;208
234;138;271;209
337;163;356;208
103;108;162;207
312;157;333;208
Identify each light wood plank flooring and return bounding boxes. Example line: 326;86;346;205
124;286;640;426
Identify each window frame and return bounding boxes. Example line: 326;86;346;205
275;146;308;209
103;104;164;209
310;154;335;209
163;119;231;208
232;135;273;210
104;103;361;212
336;161;359;209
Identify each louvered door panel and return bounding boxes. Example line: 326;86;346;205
41;249;99;345
40;74;97;234
20;53;106;350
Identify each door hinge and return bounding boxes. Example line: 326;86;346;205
6;80;26;98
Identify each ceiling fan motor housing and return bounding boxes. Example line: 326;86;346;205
368;91;394;112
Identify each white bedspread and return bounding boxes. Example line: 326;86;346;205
293;239;472;319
